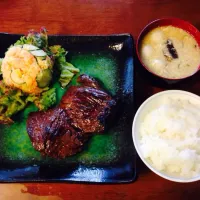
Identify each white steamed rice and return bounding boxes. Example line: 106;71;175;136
139;97;200;179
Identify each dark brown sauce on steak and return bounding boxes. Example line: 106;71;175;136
27;74;116;159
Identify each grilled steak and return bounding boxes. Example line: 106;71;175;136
27;107;85;159
27;74;116;159
60;74;116;133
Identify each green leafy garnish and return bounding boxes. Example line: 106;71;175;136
0;81;56;124
0;27;79;124
0;82;27;124
26;88;56;111
50;45;79;87
15;27;48;49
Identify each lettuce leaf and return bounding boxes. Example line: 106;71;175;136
50;45;79;87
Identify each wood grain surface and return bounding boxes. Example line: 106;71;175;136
1;0;200;199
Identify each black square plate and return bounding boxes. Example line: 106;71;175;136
0;33;136;183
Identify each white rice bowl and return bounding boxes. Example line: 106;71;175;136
132;90;200;182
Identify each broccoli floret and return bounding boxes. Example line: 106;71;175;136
50;45;79;87
5;90;27;116
0;82;27;124
36;88;56;110
25;94;38;103
27;88;56;111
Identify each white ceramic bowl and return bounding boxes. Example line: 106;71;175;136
132;90;200;183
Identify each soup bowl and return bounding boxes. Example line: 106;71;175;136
136;18;200;81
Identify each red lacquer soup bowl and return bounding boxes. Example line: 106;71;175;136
136;18;200;81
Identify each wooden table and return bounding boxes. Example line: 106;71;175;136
1;0;200;199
